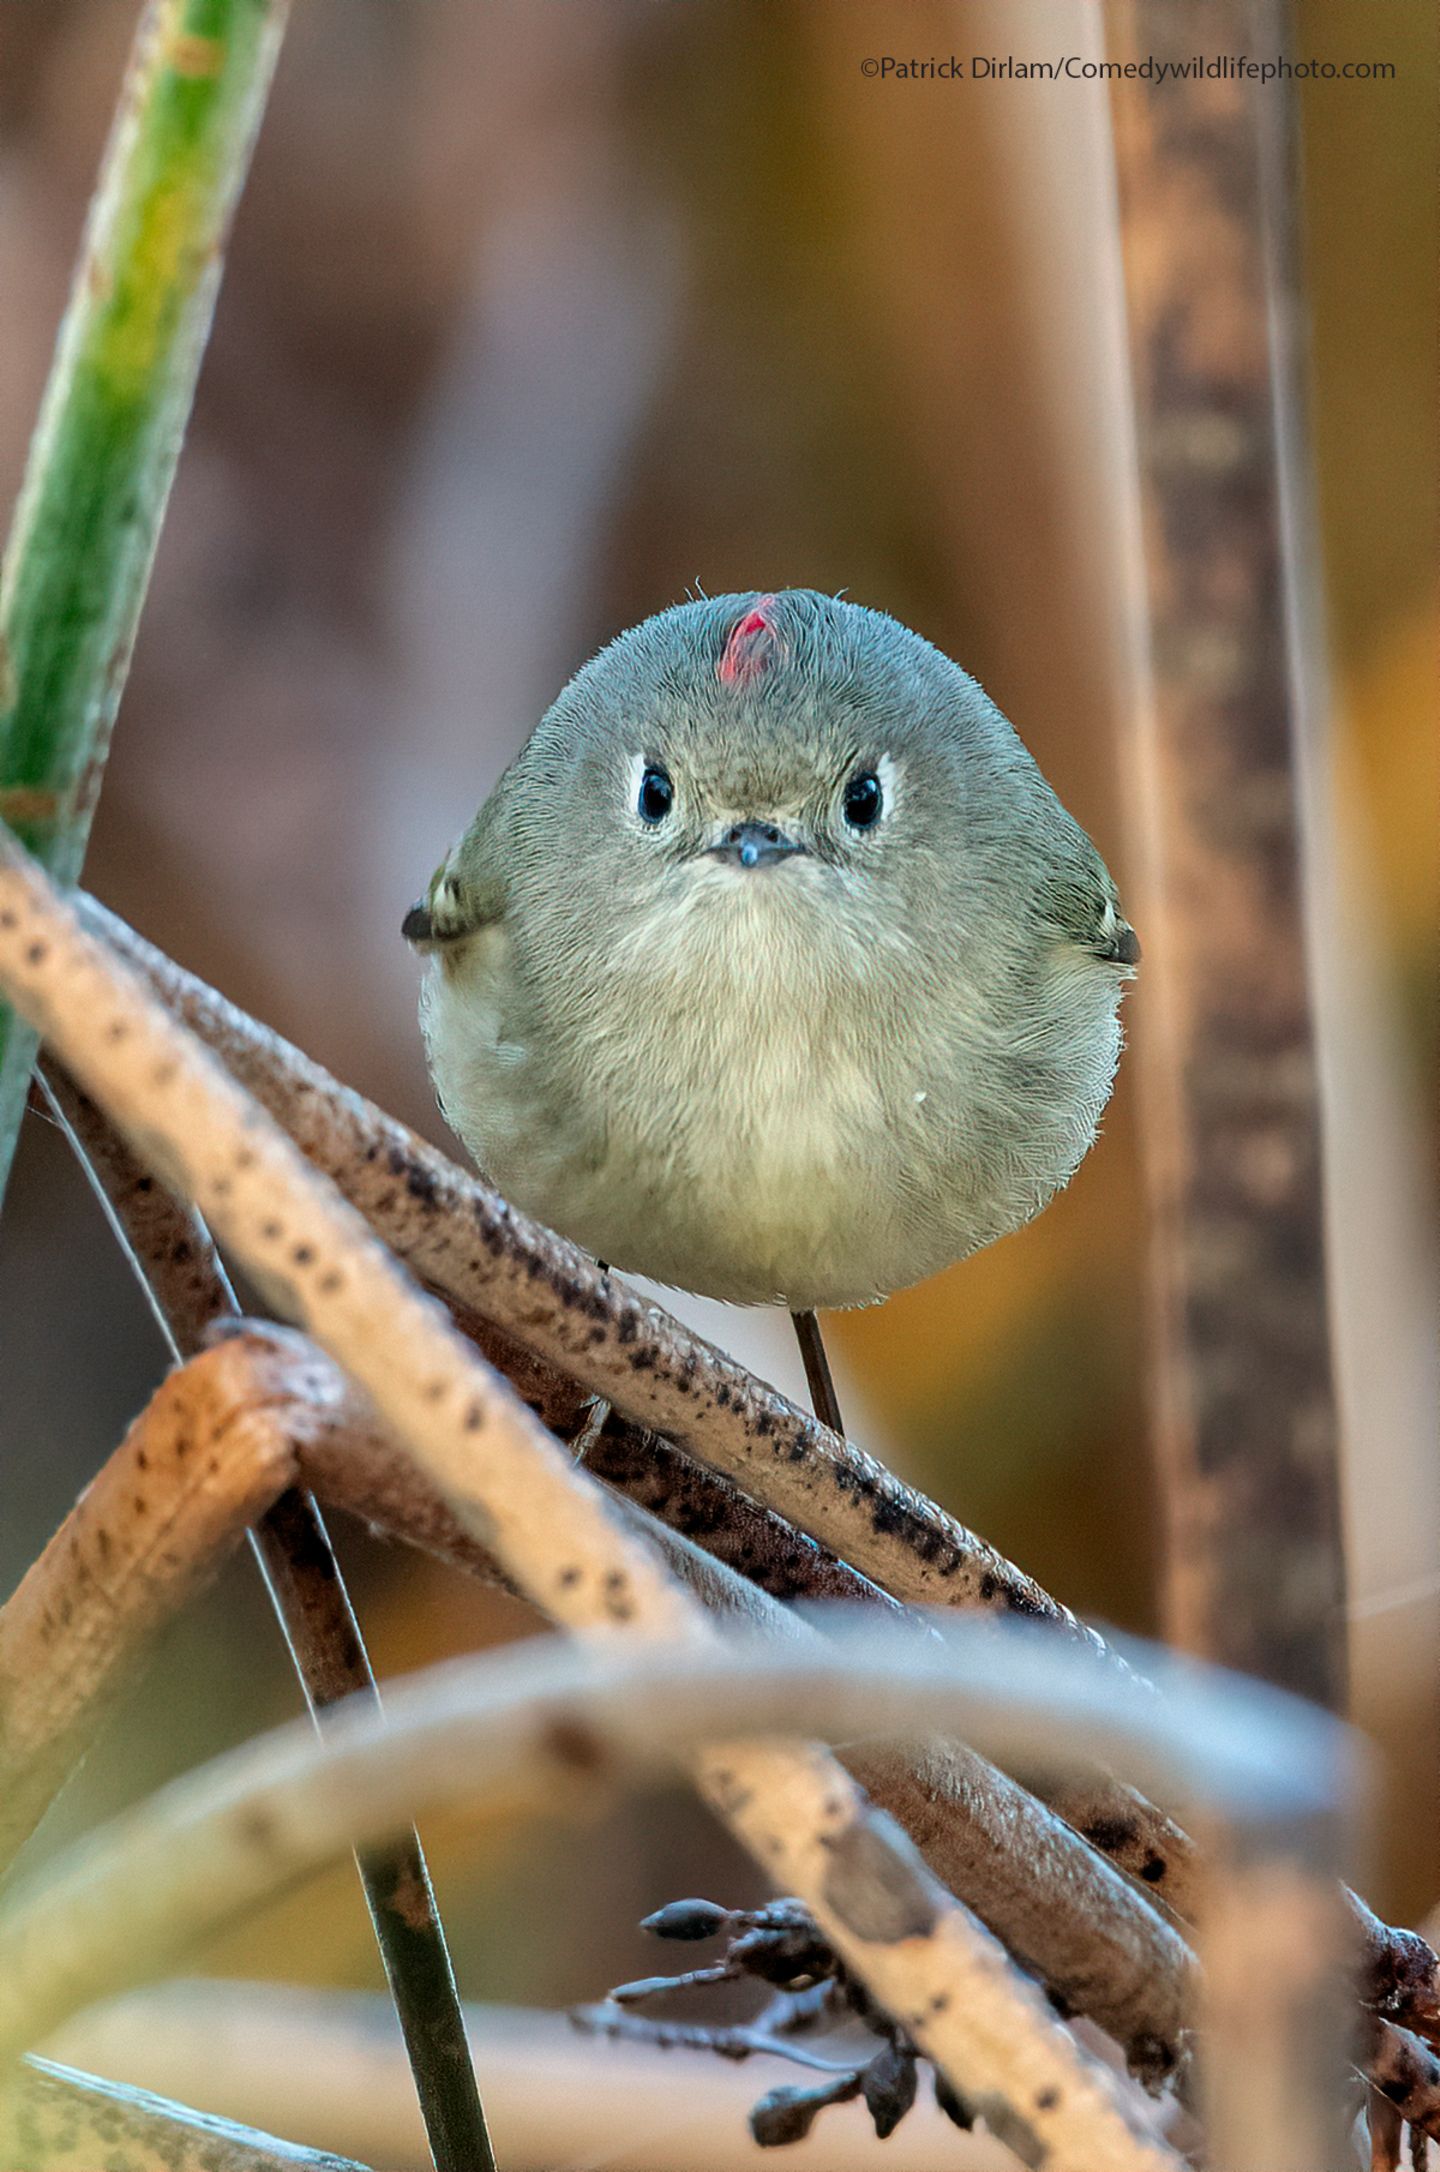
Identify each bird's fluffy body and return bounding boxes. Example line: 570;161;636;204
415;590;1136;1309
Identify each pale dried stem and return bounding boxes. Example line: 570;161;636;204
80;894;1201;1917
0;839;1175;2171
0;2053;371;2172
0;1619;1358;2163
4;1624;1297;2167
50;1984;1014;2172
1200;1846;1354;2171
0;1320;1195;2078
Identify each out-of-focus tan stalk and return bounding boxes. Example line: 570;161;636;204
47;1984;1015;2172
1104;0;1347;1712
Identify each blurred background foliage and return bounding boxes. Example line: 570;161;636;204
0;0;1433;2022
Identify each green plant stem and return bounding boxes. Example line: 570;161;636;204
0;0;290;1203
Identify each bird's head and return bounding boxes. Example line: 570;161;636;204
500;590;1006;957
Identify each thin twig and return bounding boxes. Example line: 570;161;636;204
36;1067;496;2172
0;836;1176;2171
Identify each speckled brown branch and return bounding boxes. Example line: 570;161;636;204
78;895;1115;1649
0;1332;297;1873
1360;2016;1440;2145
36;1067;496;2172
0;1307;1196;2082
45;892;1440;2063
73;890;1440;2031
430;1294;910;1618
0;838;1175;2171
75;894;1207;1920
0;2053;371;2172
1105;0;1346;1710
1353;1894;1440;2049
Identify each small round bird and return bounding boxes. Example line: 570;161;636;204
404;589;1138;1333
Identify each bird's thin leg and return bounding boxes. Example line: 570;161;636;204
791;1309;845;1436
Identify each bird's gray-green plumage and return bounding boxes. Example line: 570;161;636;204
409;589;1137;1309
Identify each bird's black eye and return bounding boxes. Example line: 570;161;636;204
843;770;883;829
637;764;674;823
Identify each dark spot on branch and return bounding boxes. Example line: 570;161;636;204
1082;1816;1140;1856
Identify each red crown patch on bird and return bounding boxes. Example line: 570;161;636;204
717;595;785;687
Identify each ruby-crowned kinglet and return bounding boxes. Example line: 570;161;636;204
404;589;1138;1313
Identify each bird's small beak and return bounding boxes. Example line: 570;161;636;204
706;820;808;870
